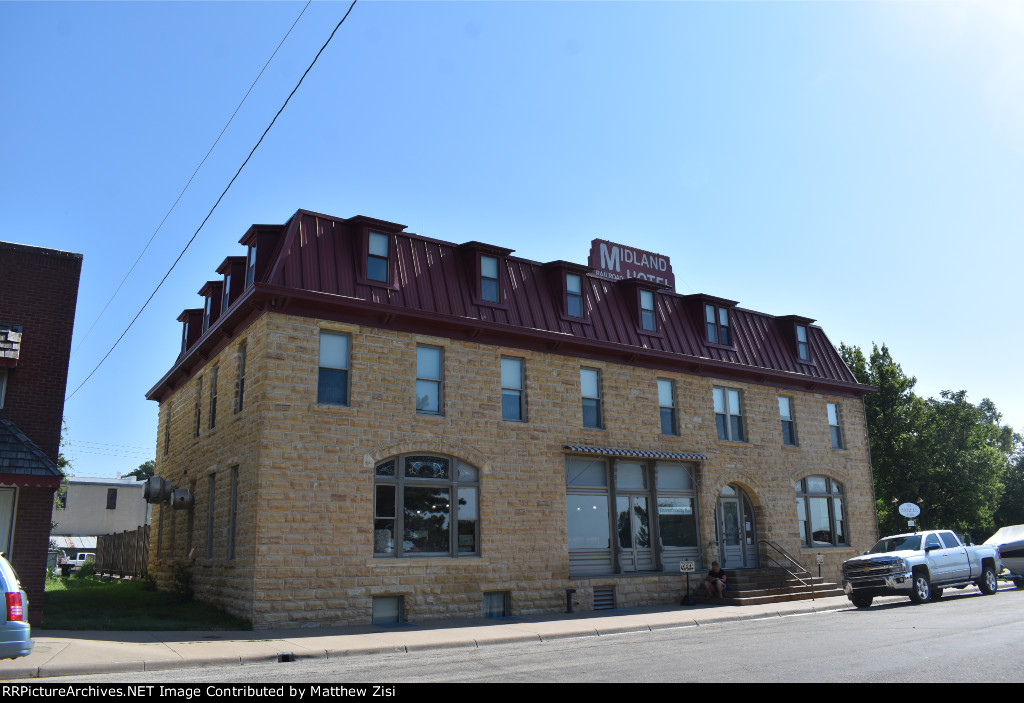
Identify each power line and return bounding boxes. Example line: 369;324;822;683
66;0;359;402
71;1;312;358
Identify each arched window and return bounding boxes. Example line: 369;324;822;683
373;453;479;558
795;476;847;547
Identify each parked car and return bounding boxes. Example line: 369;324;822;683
984;524;1024;589
0;552;32;660
841;530;1002;608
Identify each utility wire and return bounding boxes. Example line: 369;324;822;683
66;0;359;401
71;1;312;358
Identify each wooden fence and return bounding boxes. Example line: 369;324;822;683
96;525;150;579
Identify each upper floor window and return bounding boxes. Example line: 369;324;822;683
235;341;247;414
194;376;203;438
480;255;499;303
0;368;7;409
208;366;218;429
373;453;479;557
658;379;677;436
796;324;810;362
827;402;844;449
203;296;212;333
416;345;443;414
367;232;390;282
180;321;190;356
796;476;847;547
779;396;797;446
245;244;256;288
581;367;602;429
566;274;584;318
106;488;117;510
501;357;525;422
705;304;731;346
640;290;657;332
713;387;744;442
222;272;232;312
317;332;350;406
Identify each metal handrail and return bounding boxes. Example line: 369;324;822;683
699;540;718;567
758;539;816;600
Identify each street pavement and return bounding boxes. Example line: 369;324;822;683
0;591;923;681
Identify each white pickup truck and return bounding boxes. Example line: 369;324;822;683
841;530;1002;608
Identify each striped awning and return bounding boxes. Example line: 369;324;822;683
562;444;705;461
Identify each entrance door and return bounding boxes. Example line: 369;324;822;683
716;485;758;569
616;495;656;571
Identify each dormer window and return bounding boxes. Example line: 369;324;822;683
480;255;499;303
180;321;190;356
245;244;256;288
705;304;730;346
640;290;656;332
566;274;584;318
222;272;232;312
367;232;389;282
796;324;810;362
203;296;212;333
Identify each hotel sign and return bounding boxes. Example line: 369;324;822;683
588;239;675;290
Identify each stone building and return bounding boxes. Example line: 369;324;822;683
0;241;83;625
146;209;876;628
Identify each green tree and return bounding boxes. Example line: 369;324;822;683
839;342;927;535
995;449;1024;527
124;459;155;481
917;391;1007;536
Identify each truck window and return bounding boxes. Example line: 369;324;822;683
869;535;921;553
924;534;941;550
939;532;961;549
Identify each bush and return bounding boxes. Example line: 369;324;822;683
74;559;96;579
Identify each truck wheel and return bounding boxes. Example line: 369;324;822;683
929;587;943;601
850;595;873;609
978;566;998;595
1014;578;1024;590
909;572;931;604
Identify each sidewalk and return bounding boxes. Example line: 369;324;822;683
0;593;898;680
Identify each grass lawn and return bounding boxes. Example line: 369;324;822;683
42;576;253;631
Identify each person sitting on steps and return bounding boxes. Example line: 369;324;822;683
704;561;727;598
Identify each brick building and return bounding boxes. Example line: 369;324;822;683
146;209;876;628
0;241;83;625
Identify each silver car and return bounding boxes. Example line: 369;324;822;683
0;553;32;659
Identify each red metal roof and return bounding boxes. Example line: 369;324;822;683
148;209;869;401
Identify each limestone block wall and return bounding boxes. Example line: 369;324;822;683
149;310;877;628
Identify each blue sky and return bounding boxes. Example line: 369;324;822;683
2;1;1021;478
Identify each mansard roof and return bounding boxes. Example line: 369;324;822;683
147;209;871;402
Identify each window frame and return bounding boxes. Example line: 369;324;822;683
640;289;657;332
713;387;745;442
580;367;603;429
500;356;525;422
366;231;390;283
208;366;218;430
245;244;256;288
228;466;238;560
779;395;797;446
565;273;585;319
194;376;203;438
415;345;444;415
795;324;811;363
0;367;6;409
106;488;117;511
373;453;480;558
658;379;677;436
796;476;848;547
317;331;351;406
235;341;247;414
827;402;844;449
206;473;216;559
479;254;500;304
704;303;732;347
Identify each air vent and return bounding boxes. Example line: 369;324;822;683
593;586;616;610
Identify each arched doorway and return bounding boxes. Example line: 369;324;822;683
715;484;759;569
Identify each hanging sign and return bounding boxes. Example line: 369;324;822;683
898;503;921;518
